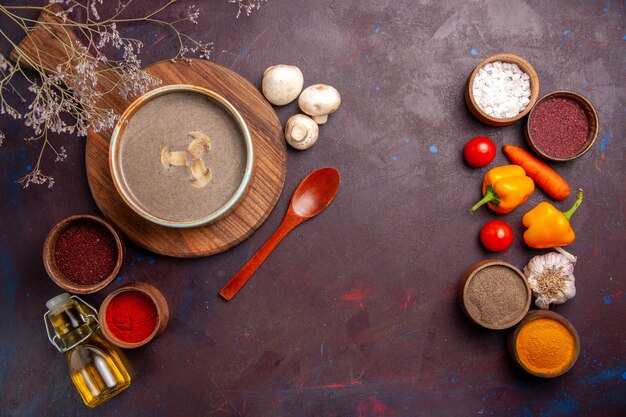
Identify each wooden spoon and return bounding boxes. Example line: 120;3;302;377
219;167;341;301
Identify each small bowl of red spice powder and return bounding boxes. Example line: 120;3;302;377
43;215;124;294
99;282;169;348
525;91;598;161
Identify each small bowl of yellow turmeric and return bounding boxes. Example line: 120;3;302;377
508;310;580;378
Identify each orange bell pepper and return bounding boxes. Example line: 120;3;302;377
522;189;584;249
470;165;535;214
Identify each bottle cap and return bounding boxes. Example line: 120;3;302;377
46;293;71;311
44;294;99;353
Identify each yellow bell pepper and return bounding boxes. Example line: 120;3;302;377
470;165;535;214
523;189;584;249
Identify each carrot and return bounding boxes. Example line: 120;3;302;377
503;144;571;200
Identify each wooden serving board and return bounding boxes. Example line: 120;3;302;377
11;5;286;257
85;59;286;257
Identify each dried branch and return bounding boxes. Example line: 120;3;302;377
0;0;267;188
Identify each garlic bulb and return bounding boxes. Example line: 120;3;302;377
524;250;576;310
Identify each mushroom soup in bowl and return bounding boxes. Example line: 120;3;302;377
109;85;255;228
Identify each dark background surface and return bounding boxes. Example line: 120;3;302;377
1;1;625;416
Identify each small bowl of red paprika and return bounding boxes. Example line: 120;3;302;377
43;214;125;294
99;282;169;348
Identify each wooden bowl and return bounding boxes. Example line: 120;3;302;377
525;91;599;161
43;214;124;294
508;310;580;378
98;282;169;349
460;260;531;330
465;53;540;126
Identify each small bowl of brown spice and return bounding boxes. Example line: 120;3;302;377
460;260;531;330
43;214;124;294
525;91;598;161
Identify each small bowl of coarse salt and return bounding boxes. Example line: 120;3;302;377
465;53;540;126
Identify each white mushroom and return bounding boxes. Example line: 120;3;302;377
298;84;341;124
284;114;319;150
187;131;212;159
189;158;212;189
261;65;304;106
160;145;188;167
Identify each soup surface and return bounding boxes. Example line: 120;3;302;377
118;91;247;222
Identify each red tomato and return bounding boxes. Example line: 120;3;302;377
464;136;496;167
480;220;514;252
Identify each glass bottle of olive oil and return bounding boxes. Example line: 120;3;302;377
44;293;131;408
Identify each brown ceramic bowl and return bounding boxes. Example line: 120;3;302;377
525;90;599;161
98;282;169;349
460;260;531;330
43;214;124;294
465;53;540;126
508;310;580;378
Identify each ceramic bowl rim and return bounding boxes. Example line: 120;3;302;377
109;84;255;228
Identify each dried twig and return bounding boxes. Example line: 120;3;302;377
0;0;266;188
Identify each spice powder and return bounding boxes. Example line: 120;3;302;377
529;97;590;158
465;265;529;327
515;317;576;375
106;291;158;343
54;221;117;285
